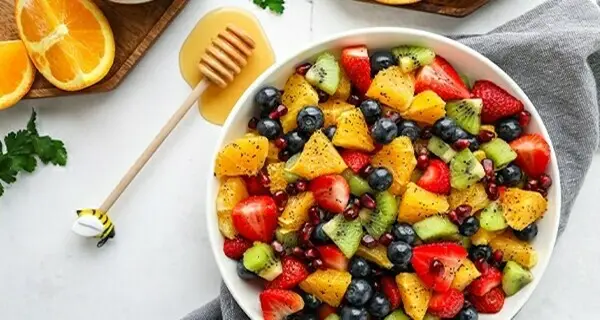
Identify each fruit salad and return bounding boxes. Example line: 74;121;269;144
214;44;552;320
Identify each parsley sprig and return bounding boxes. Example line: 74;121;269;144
0;109;67;197
253;0;285;14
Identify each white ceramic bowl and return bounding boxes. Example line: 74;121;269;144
206;28;561;320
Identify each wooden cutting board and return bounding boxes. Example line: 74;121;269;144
356;0;491;17
0;0;188;99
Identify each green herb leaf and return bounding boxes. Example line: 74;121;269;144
11;154;38;173
253;0;285;14
0;183;4;197
27;109;38;136
0;156;17;184
5;130;34;156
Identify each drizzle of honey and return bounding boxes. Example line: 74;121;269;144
179;7;275;125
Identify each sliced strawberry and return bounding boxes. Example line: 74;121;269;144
316;244;349;271
470;287;505;314
260;289;305;320
317;304;337;320
428;288;465;318
509;134;551;178
411;243;468;292
232;196;278;242
309;174;350;213
243;175;270;195
341;45;372;94
223;237;253;260
266;256;310;290
415;56;470;101
340;149;371;174
471;80;524;123
468;265;502;297
380;276;402;310
417;159;451;194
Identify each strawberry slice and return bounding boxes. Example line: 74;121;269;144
317;245;349;271
243;175;270;195
341;45;372;94
223;237;253;260
471;80;524;123
417;159;451;194
468;265;502;297
509;134;551;178
266;256;309;290
340;149;371;174
380;276;402;310
415;56;470;101
232;196;278;242
470;287;505;314
260;289;305;320
309;174;350;213
411;243;468;292
428;288;465;318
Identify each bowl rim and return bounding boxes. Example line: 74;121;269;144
206;27;562;319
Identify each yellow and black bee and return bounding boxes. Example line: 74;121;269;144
72;209;116;248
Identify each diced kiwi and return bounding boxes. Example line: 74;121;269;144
413;215;459;241
502;261;533;296
342;169;374;196
480;202;508;232
427;136;457;163
443;233;472;249
305;52;341;95
391;45;435;73
480;138;517;170
384;310;411;320
284;154;301;182
446;99;482;135
450;149;485;190
358;192;398;238
275;227;299;249
324;315;341;320
323;214;364;258
243;242;282;281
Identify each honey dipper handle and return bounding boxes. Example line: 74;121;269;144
99;79;210;213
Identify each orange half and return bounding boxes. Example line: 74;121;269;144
0;40;35;110
15;0;115;91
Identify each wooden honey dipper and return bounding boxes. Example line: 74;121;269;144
72;24;255;247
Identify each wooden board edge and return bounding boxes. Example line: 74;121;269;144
354;0;491;18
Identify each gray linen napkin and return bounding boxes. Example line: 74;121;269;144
184;0;600;318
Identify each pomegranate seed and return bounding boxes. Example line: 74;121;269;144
286;183;298;196
477;130;495;143
539;174;552;189
295;180;308;193
278;206;285;213
379;232;394;246
361;234;377;248
518;110;531;128
274;136;287;149
317;89;329;103
295;62;312;76
453;139;471;151
360;165;374;178
292;247;305;258
347;94;361;106
360;194;377;209
271;241;284;254
537;188;548;198
276;105;288;117
416;154;429;170
247;117;259;130
258;170;270;187
308;206;321;225
525;179;539;191
475;258;489;273
417;145;430;156
486;182;499;200
344;207;359;220
430;259;445;277
311;258;324;270
420;127;433;139
299;223;315;244
278;149;291;162
448;210;460;224
268;110;279;120
384;110;401;122
273;191;288;208
492;250;504;263
305;248;319;260
482;159;495;180
456;204;473;219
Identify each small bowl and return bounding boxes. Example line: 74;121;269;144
206;28;561;320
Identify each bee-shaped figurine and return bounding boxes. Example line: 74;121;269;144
72;209;116;248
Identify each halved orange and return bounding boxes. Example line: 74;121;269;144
15;0;115;91
0;40;35;110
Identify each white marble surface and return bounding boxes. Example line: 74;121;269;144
0;0;598;319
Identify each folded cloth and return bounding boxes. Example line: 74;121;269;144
184;0;600;319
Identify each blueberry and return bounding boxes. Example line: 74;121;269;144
469;245;492;261
454;305;479;320
285;131;306;154
432;117;458;143
387;241;413;266
459;216;480;237
367;167;393;191
513;223;538;242
451;127;470;143
397;120;421;142
312;222;329;243
370;51;397;76
340;306;369;320
297;106;324;135
349;257;372;278
497;164;523;187
367;292;391;318
391;223;416;245
495;118;522;142
371;118;398;144
236;260;257;280
359;99;382;125
257;118;282;140
466;136;480;151
322;126;337;140
344;279;373;306
302;293;321;310
254;86;282;114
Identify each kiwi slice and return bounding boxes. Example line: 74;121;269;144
275;227;299;249
323;214;364;258
391;45;435;73
284;154;301;183
243;242;282;281
427;136;457;163
384;310;411;320
342;169;374;196
450;148;485;190
324;315;341;320
502;261;534;296
413;215;459;241
480;202;508;232
305;52;341;95
358;191;397;238
446;99;483;135
480;138;517;170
